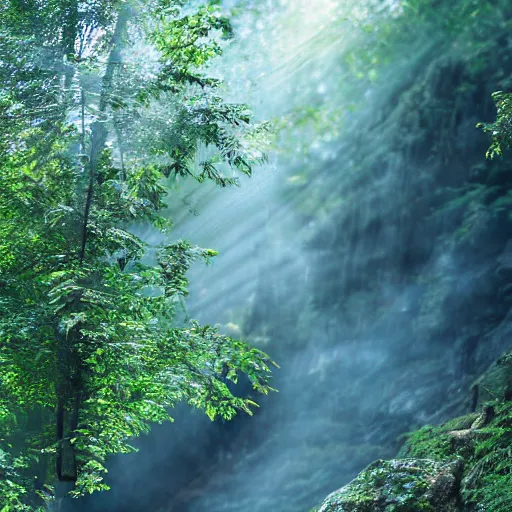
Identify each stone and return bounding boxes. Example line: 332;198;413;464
472;351;512;408
318;458;463;512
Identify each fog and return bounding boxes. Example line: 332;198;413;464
65;1;512;511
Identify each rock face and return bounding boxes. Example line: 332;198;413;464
318;459;462;512
472;351;512;409
315;399;512;512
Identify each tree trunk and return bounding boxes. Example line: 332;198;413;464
56;4;131;483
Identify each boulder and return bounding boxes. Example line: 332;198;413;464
318;458;462;512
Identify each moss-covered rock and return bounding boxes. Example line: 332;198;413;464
391;401;512;512
316;395;512;511
460;401;512;512
318;458;462;512
472;351;512;409
396;412;485;461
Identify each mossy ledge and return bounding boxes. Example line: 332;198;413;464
314;354;512;512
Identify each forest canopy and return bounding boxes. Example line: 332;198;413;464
1;0;512;510
0;0;274;509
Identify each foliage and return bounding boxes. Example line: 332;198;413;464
0;0;274;508
397;401;512;512
461;401;512;512
398;425;453;461
478;92;512;159
0;447;48;512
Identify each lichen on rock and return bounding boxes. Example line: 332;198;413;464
318;458;462;512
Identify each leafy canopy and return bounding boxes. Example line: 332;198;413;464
0;0;274;509
478;91;512;159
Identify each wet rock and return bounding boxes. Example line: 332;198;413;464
318;458;462;512
446;407;494;456
472;351;512;408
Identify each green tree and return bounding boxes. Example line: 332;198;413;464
0;0;274;509
479;91;512;159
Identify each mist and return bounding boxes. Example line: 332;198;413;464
64;1;512;511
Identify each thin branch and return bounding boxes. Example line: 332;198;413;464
79;6;131;265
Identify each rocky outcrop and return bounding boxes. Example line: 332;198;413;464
317;459;462;512
472;352;512;409
315;351;512;512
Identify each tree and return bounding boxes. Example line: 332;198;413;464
0;0;274;509
479;91;512;159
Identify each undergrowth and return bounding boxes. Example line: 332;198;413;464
399;401;512;512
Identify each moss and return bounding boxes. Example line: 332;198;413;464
397;425;454;461
460;401;512;512
396;401;512;512
442;413;481;431
319;459;460;512
315;361;512;512
397;412;484;461
472;352;512;408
